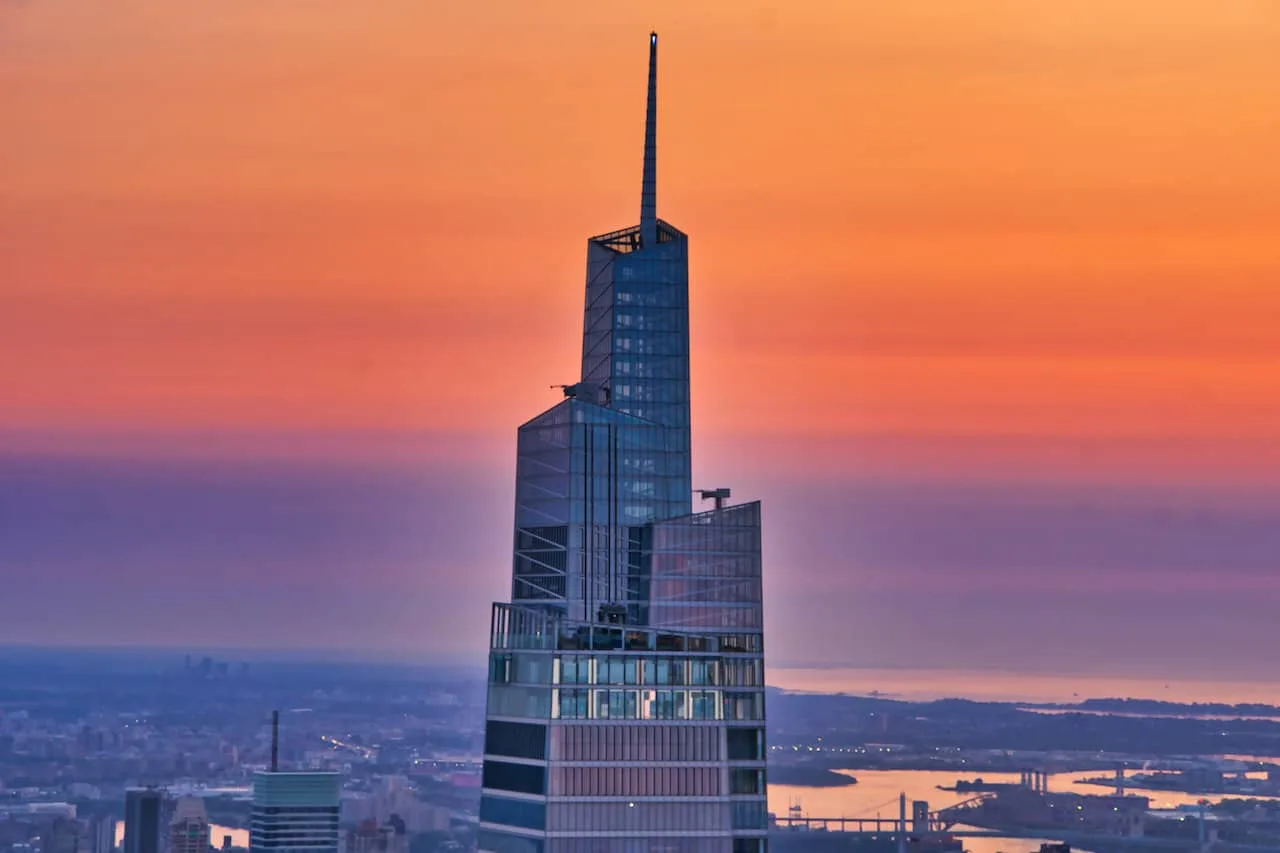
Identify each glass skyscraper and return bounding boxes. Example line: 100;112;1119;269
479;33;767;853
249;772;340;853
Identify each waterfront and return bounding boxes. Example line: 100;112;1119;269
769;668;1280;706
1021;708;1280;722
767;768;1280;853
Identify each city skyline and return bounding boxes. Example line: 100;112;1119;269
4;1;1280;680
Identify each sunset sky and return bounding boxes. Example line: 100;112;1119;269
4;0;1280;680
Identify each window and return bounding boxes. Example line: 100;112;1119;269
723;659;762;687
727;728;763;761
489;654;511;684
479;796;545;831
557;656;577;685
690;660;710;685
691;691;717;720
487;684;551;718
591;627;622;650
485;721;546;761
482;760;545;796
672;690;689;720
723;691;763;721
625;630;651;651
732;802;767;830
604;656;625;685
730;769;762;795
512;654;552;684
656;633;686;651
557;689;588;720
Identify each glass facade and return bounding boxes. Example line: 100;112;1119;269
647;502;763;630
582;224;692;513
480;32;767;853
249;772;340;853
511;400;686;620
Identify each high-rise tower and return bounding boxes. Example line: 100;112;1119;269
169;798;211;853
480;34;768;853
123;790;164;853
249;713;340;853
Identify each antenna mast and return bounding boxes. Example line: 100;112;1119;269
270;710;279;772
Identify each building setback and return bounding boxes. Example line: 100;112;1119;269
478;32;768;853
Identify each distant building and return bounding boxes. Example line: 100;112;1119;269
394;803;449;835
42;817;83;853
338;796;375;827
343;822;381;853
249;772;339;853
89;816;115;853
169;798;210;853
1;805;79;819
123;790;165;853
342;821;405;853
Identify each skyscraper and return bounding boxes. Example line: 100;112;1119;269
479;33;768;853
42;817;85;853
169;798;210;853
90;816;117;853
123;790;164;853
249;773;340;853
249;714;340;853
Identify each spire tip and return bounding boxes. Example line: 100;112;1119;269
640;31;658;246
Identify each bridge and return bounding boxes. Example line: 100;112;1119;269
770;793;991;835
769;792;1280;852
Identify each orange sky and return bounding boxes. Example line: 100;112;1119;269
5;0;1280;487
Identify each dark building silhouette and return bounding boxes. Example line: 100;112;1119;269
123;789;165;853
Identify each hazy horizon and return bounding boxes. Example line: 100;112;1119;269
6;641;1280;709
6;447;1280;681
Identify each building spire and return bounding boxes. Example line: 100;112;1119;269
640;32;658;247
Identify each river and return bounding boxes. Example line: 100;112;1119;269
766;768;1271;853
105;768;1259;853
764;666;1280;851
114;822;249;849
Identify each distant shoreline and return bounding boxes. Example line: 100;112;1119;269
766;665;1280;707
768;767;858;788
768;688;1280;721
